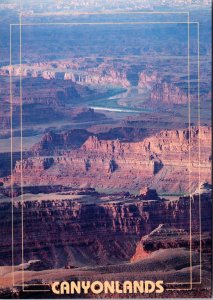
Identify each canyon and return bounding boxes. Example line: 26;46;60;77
0;58;197;111
0;184;211;299
0;185;211;268
0;54;211;143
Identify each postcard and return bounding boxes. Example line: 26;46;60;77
0;0;212;298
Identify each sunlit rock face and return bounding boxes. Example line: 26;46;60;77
10;126;211;194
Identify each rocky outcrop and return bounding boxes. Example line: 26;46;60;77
31;129;91;154
138;71;159;88
150;82;188;106
131;224;189;262
10;126;211;194
138;71;190;107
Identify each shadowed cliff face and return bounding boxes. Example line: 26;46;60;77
0;190;211;268
9;126;211;194
31;129;91;153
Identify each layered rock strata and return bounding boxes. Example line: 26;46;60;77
10;126;211;194
0;189;211;268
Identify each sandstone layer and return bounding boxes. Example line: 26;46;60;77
8;126;211;194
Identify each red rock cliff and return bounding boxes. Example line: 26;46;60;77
10;126;211;193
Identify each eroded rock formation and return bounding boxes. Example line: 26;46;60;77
150;82;188;106
0;189;211;268
0;62;131;88
9;126;211;194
